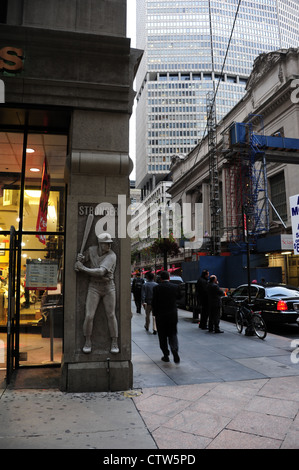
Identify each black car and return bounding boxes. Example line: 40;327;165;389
221;283;299;326
169;276;186;309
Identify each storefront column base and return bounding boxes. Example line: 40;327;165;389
60;359;133;393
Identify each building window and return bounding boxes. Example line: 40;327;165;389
269;171;287;222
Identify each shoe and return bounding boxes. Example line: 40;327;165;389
144;325;149;331
110;338;119;354
153;330;157;335
173;351;180;364
161;356;170;362
214;329;224;333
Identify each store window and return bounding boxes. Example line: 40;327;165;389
0;125;67;370
269;171;287;223
19;234;64;365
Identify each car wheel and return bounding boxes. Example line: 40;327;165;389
221;305;227;320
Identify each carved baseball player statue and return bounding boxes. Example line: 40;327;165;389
74;232;119;355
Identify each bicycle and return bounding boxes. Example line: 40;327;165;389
235;301;267;340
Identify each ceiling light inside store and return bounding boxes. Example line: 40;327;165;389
25;190;41;198
47;205;56;220
29;168;40;172
26;148;35;153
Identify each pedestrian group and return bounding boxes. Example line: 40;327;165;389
132;268;225;365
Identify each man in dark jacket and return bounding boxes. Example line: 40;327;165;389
152;271;180;363
132;273;144;313
207;275;225;333
196;269;209;329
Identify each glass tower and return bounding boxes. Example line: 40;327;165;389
135;0;299;192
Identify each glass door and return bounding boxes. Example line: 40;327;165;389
6;226;17;383
0;130;22;376
19;234;64;365
19;132;67;366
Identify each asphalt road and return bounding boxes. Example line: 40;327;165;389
223;315;299;340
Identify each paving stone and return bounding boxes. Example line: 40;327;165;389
245;395;299;419
281;428;299;449
152;426;211;449
207;429;282;449
227;410;292;440
163;408;231;439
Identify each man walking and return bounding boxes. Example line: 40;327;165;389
207;275;225;333
132;272;144;313
152;271;180;363
141;272;158;334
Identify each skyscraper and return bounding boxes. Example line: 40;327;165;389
135;0;299;194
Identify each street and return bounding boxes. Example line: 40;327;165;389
223;315;299;340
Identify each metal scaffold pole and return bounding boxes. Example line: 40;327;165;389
206;91;221;255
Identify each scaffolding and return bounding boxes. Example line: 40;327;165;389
224;116;269;246
222;114;299;250
224;153;251;243
206;91;221;255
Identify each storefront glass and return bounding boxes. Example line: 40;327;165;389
0;232;11;370
19;235;64;365
0;124;67;371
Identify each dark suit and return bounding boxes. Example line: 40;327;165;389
152;281;179;359
196;276;209;328
207;281;225;332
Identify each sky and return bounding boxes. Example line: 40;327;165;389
127;0;137;179
127;0;136;47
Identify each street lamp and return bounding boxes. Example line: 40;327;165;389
242;205;251;303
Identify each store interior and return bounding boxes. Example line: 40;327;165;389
0;128;67;370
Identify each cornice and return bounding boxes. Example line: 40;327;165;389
246;48;299;93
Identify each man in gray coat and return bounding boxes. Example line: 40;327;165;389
141;272;158;334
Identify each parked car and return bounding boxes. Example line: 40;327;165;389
221;283;299;326
169;276;186;309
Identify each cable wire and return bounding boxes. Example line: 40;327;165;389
175;0;243;202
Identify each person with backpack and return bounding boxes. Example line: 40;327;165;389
132;272;144;313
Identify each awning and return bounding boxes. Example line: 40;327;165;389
141;269;150;274
168;267;180;273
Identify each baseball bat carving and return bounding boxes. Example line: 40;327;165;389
80;213;94;254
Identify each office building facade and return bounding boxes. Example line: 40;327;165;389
135;0;299;194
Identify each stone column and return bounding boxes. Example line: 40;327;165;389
61;110;134;392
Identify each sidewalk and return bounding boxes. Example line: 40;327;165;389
131;302;299;449
0;300;298;449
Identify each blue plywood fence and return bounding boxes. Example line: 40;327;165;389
182;255;282;288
